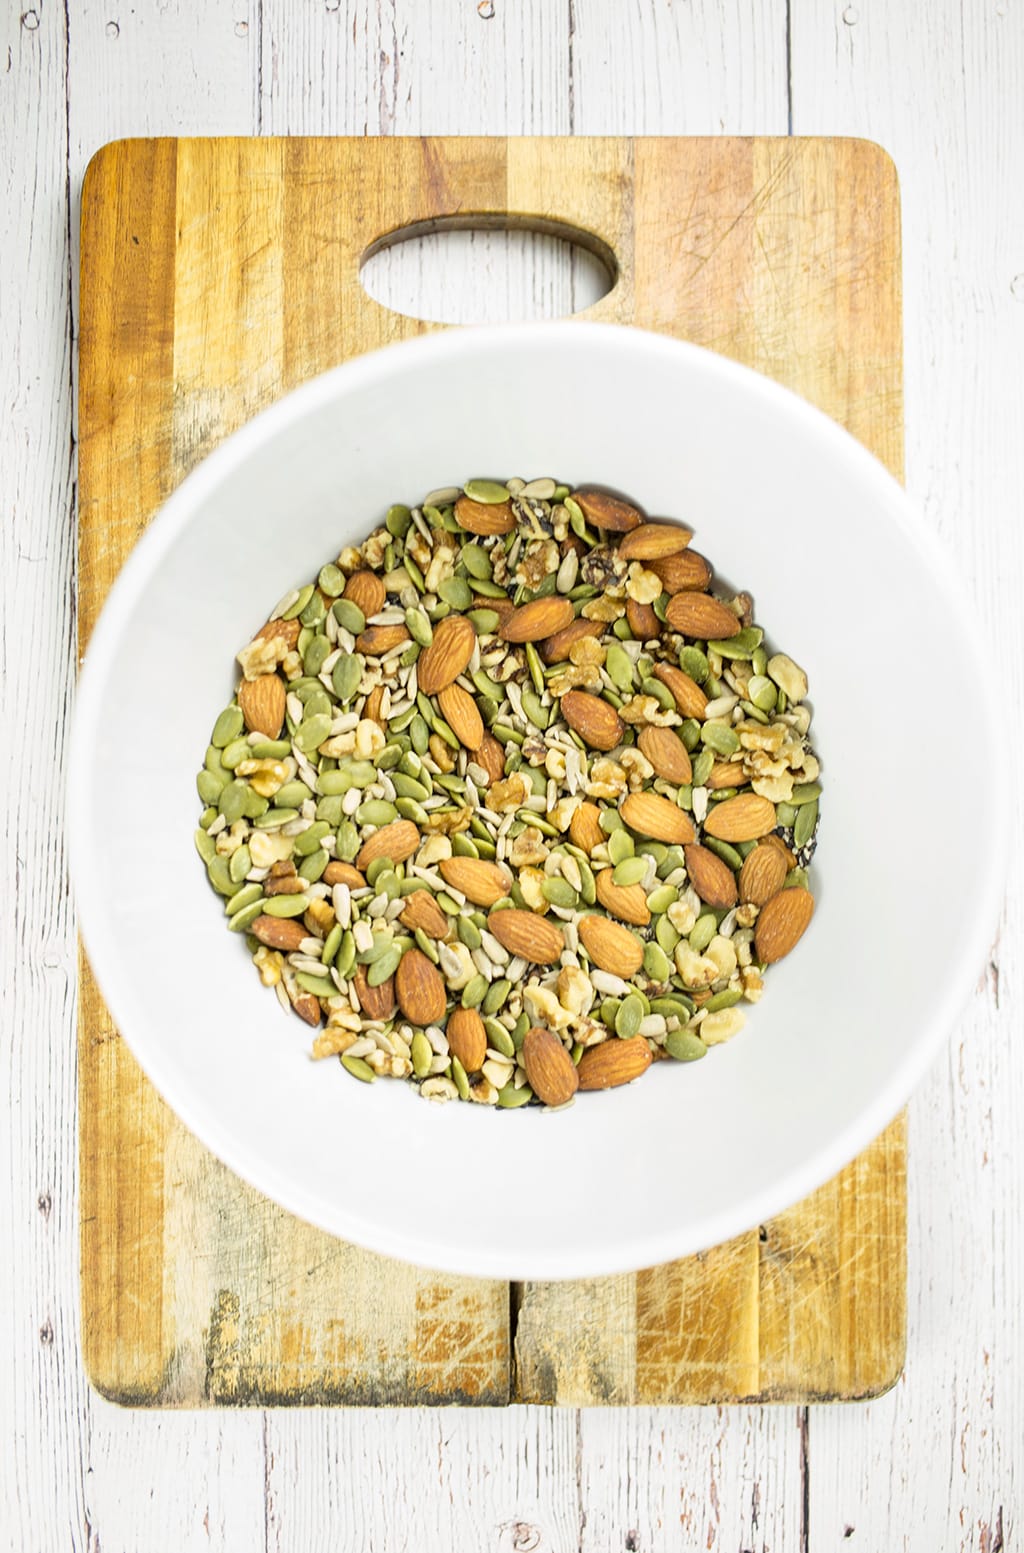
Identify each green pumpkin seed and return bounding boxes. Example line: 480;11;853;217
510;1012;530;1049
243;788;268;821
576;857;597;905
299;849;329;884
196;768;228;804
483;979;512;1015
341;1054;376;1083
293;971;332;1001
449;1056;470;1100
332;655;363;703
521;688;549;730
486;1022;516;1060
468;608;500;635
263;894;310;919
688;913;717;953
407;1031;431;1078
703;836;744;871
640;677;677;711
497;1081;532;1108
377;743;403;771
665;1030;707;1062
225;881;263;916
605;642;635;693
314;562;343;597
542;876;577;908
281;583;315;621
275;780;313;808
462;478;509;503
295;713;331;754
462;974;488;1009
217;779;249;824
612;856;647;887
643;942;672;981
409;714;431;755
396;797;430;825
650;994;695;1019
466;577;511;599
366;945;401;986
194;828;218;866
691;749;714;787
254;807;299;830
776;801;798;827
333;931;356;979
679;647;709;683
199;806;218;830
228;899;265;933
405;606;433;646
291;821;328;858
356;799;398;827
391;772;430;802
414;928;440;963
615;993;645;1040
320;923;343;965
793;798;818;850
335;821;359;862
705;987;743;1012
461;543;492;580
607;828;634;866
438;576;473;610
303;633;331;676
451;832;479;859
211;705;244;748
228;844;252;884
365;856;393;888
457;916;483;950
600;809;625;836
647;884;678;915
707;625;763;660
316;796;345;827
747;674;777;712
600;997;621;1029
790;782;822;807
700;722;740;757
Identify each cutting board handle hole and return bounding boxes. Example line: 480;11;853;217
360;216;616;324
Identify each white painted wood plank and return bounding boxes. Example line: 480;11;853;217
790;4;1023;1549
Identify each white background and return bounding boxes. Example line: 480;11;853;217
1;2;1020;1548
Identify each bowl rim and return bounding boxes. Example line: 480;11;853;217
70;320;1008;1278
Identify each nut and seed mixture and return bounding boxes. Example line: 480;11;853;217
195;478;820;1109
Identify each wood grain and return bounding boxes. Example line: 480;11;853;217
78;135;904;1410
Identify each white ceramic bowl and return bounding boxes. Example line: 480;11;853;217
70;322;1005;1280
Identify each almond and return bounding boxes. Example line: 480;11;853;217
486;908;564;964
322;861;368;889
291;993;322;1028
617;522;693;561
394;947;447;1025
400;889;451;937
576;1035;653;1090
455;494;517;535
594;870;650;926
238;673;286;739
521;1027;579;1107
439;857;512;907
706;760;751;790
664;592;742;640
437;683;485;750
356;819;421;870
250;914;307;952
499;596;575;643
738;843;788;907
353;963;397;1022
571;488;643;532
702;792;777;842
560;690;625;752
363;684;386;727
637;725;692;785
250;615;300;652
569;801;606;854
539;617;606;664
683;843;738;909
355;623;410;655
578;915;645;978
416;614;476;695
446;1007;488;1074
474;732;506;785
625;598;661;641
762;832;797;869
621;791;696;845
653;663;708;719
754;886;815;964
343;569;386;620
649;550;713;594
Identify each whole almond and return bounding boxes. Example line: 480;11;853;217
625;598;661;641
238;673;286;739
540;617;606;664
474;732;507;785
754;886;815;964
437;682;485;750
738;843;788;907
594;870;650;926
522;1026;579;1107
446;1007;488;1074
560;690;625;752
417;613;476;695
322;861;368;889
353;963;397;1022
649;550;713;593
499;597;575;643
486;908;564;964
578;915;645;978
569;801;606;854
683;843;738;909
571;489;643;532
249;615;300;654
343;569;386;620
363;684;386;726
356;819;421;870
617;522;693;561
706;760;751;790
400;889;451;937
665;593;742;640
637;725;692;785
251;914;307;952
291;992;322;1028
621;791;696;845
703;793;777;842
653;662;709;719
763;832;797;869
395;947;447;1025
439;857;512;907
454;494;516;535
355;623;410;655
577;1036;653;1090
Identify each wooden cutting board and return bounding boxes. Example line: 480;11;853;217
78;136;905;1406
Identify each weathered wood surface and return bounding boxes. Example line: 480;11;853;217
1;1;1017;1548
78;134;904;1410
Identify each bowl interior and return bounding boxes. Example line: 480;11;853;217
71;323;1002;1278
